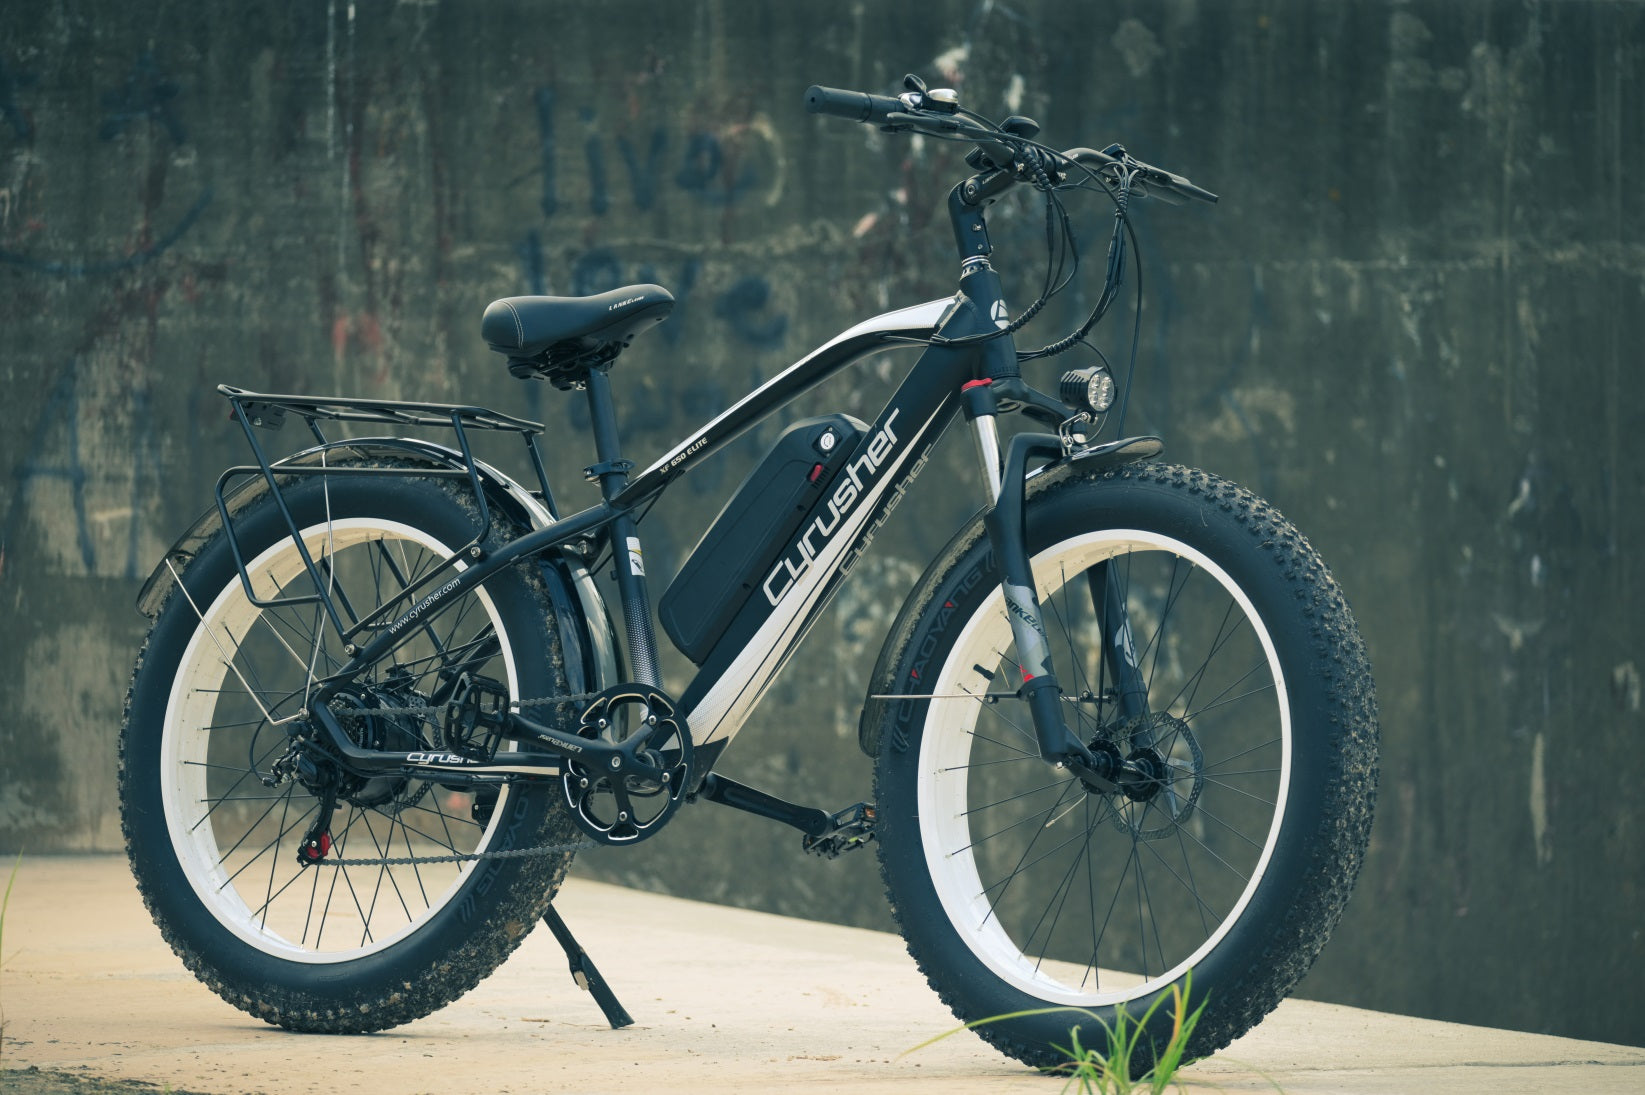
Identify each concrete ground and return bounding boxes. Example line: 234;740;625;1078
2;855;1641;1094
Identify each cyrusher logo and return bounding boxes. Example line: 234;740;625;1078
762;409;902;606
388;577;462;636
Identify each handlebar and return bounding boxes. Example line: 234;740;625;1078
804;83;1218;206
805;83;1021;177
802;85;907;126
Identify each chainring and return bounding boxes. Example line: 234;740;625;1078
560;684;693;846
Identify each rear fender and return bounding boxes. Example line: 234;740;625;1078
135;436;619;695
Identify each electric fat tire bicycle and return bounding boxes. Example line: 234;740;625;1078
119;76;1378;1072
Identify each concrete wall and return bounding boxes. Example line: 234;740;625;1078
2;0;1640;1047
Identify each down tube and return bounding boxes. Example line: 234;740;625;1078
680;342;974;757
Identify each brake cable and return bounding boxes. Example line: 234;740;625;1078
870;108;1152;436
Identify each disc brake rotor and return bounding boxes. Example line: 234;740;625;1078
1102;711;1204;841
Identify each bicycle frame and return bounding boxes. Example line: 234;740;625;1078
300;293;993;774
200;174;1152;793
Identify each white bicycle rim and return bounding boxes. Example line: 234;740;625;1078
917;528;1292;1006
159;517;520;964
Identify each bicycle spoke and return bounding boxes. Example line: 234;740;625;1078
1196;776;1277;808
1088;838;1141;976
911;527;1301;1014
1176;805;1260;870
1137;830;1222;926
1175;824;1212;936
956;777;1082;858
961;773;1074;818
1024;806;1098;974
1200;736;1283;771
210;784;305;871
1160;596;1244;717
1138;556;1191;702
977;824;1097;909
1182;678;1278;723
960;725;1041;761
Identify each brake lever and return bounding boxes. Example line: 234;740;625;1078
1105;144;1218;204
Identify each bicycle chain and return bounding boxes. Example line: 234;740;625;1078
305;691;603;867
335;692;602;722
313;838;595;868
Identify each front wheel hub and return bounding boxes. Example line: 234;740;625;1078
1120;748;1168;803
1090;711;1207;840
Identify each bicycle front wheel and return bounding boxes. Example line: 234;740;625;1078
121;467;580;1031
870;462;1377;1070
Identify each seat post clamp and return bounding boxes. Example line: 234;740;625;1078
583;459;634;483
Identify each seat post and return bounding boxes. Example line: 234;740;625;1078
583;368;661;688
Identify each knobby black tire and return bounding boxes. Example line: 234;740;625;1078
120;467;580;1032
868;461;1378;1072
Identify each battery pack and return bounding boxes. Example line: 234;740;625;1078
659;413;867;664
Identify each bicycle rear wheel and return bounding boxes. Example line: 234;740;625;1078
121;467;579;1031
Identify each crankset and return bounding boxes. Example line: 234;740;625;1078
559;684;693;846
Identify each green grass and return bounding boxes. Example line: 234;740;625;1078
908;973;1210;1094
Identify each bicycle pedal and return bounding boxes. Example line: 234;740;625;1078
801;802;876;859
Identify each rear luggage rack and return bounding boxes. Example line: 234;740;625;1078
221;385;547;437
214;385;559;650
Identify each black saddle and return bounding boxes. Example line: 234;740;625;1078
482;284;675;386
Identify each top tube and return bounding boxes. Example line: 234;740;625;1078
613;296;953;508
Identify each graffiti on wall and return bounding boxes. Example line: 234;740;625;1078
0;51;214;582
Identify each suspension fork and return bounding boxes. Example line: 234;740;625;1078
963;381;1081;765
1088;561;1157;749
963;382;1153;786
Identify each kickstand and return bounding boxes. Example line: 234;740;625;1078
542;904;634;1029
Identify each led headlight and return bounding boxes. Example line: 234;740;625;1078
1059;367;1116;415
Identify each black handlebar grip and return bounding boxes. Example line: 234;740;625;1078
804;85;906;125
1175;178;1219;204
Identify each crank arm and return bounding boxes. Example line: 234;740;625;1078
510;711;671;783
694;774;878;858
694;773;833;836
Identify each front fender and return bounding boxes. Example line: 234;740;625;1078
136;436;620;694
1030;434;1164;486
